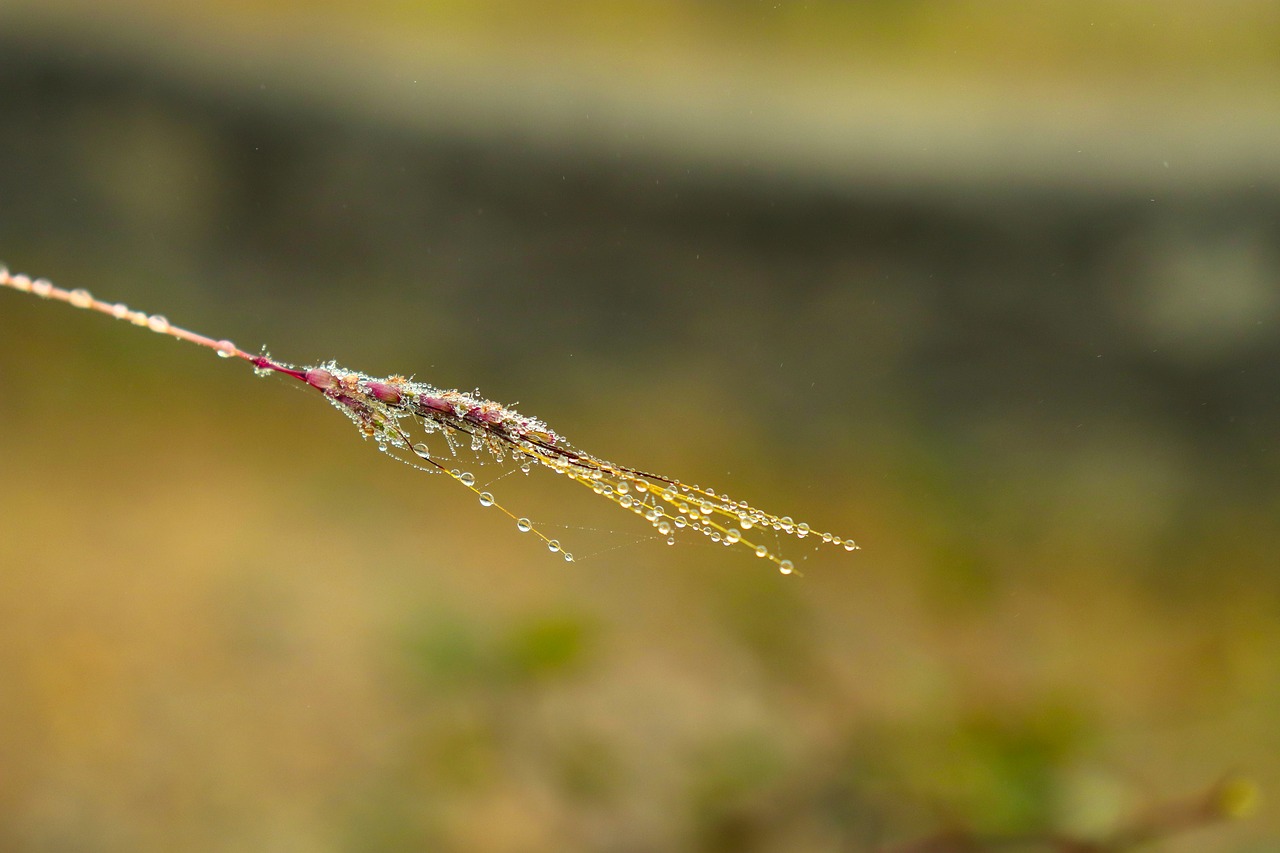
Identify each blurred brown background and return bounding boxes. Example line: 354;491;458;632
0;2;1277;850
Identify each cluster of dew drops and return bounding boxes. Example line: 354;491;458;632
285;361;859;575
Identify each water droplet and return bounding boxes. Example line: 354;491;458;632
8;274;31;292
844;541;859;551
616;481;629;494
412;443;430;456
68;288;93;308
822;532;833;543
797;522;810;537
620;495;634;508
146;314;169;334
779;559;795;575
478;492;494;507
31;278;53;298
710;531;721;543
666;536;676;545
674;517;687;529
634;481;648;493
516;518;533;532
657;520;672;535
644;509;660;522
521;463;532;474
755;545;769;558
110;302;130;319
547;539;561;553
739;517;754;530
563;552;574;562
215;339;237;358
724;529;741;544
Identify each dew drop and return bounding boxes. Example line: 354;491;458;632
657;520;672;535
797;522;811;537
844;540;859;551
516;518;533;533
31;278;53;298
710;532;721;543
9;274;32;292
755;545;769;558
412;443;430;456
616;481;629;494
547;539;561;553
111;302;130;319
146;314;170;334
620;495;634;508
779;559;795;575
822;532;834;543
666;536;676;545
634;481;648;493
739;517;754;530
215;339;237;358
68;288;93;308
563;552;574;562
724;529;741;544
674;517;687;529
478;492;494;507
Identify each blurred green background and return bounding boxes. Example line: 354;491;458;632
0;2;1277;850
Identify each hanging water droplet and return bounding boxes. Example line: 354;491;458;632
755;545;769;558
779;559;795;575
657;520;672;535
666;537;676;545
563;552;574;562
547;539;561;553
111;302;130;319
739;516;754;530
616;481;629;495
215;339;237;358
516;518;533;532
634;481;648;493
674;517;687;529
724;529;741;544
822;532;833;543
797;522;810;537
68;288;93;308
478;492;494;507
844;540;859;551
620;495;634;508
412;443;430;456
31;278;53;298
147;314;170;334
